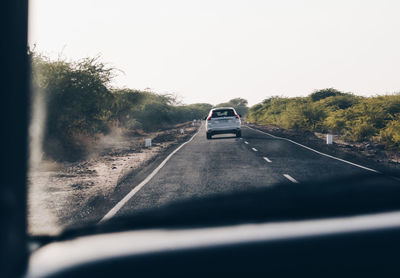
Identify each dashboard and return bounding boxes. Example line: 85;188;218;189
27;211;400;277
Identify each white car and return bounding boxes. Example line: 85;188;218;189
205;107;241;139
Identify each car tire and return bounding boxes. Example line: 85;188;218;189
206;133;212;140
236;131;242;138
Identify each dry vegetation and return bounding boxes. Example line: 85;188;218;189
247;88;400;151
30;50;211;162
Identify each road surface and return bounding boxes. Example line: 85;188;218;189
83;123;399;224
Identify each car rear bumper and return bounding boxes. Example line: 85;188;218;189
207;127;241;135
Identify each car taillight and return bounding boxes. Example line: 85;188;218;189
234;112;240;119
207;115;212;121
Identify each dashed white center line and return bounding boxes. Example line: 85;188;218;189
244;141;249;144
263;157;272;163
252;147;258;152
283;174;299;183
245;126;380;174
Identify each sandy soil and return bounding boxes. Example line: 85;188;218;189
28;122;199;235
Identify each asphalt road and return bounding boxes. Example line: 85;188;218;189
95;123;399;222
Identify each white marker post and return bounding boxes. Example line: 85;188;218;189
145;138;152;147
327;134;333;145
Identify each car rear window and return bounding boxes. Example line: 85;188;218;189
211;109;235;118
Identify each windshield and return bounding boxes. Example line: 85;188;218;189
28;0;400;236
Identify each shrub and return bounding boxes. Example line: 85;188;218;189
30;51;214;161
309;88;344;102
345;121;377;142
248;89;400;150
378;117;400;150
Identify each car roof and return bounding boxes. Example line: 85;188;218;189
211;107;235;111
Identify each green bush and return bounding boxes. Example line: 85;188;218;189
309;88;344;102
378;116;400;150
248;88;400;150
30;52;213;161
345;121;377;142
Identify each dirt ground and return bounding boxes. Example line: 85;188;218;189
28;122;199;235
248;123;400;176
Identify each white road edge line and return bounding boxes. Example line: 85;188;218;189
252;147;258;152
99;126;202;224
283;174;299;183
244;141;249;144
263;157;272;163
245;126;380;174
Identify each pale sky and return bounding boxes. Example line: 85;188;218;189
29;0;400;106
